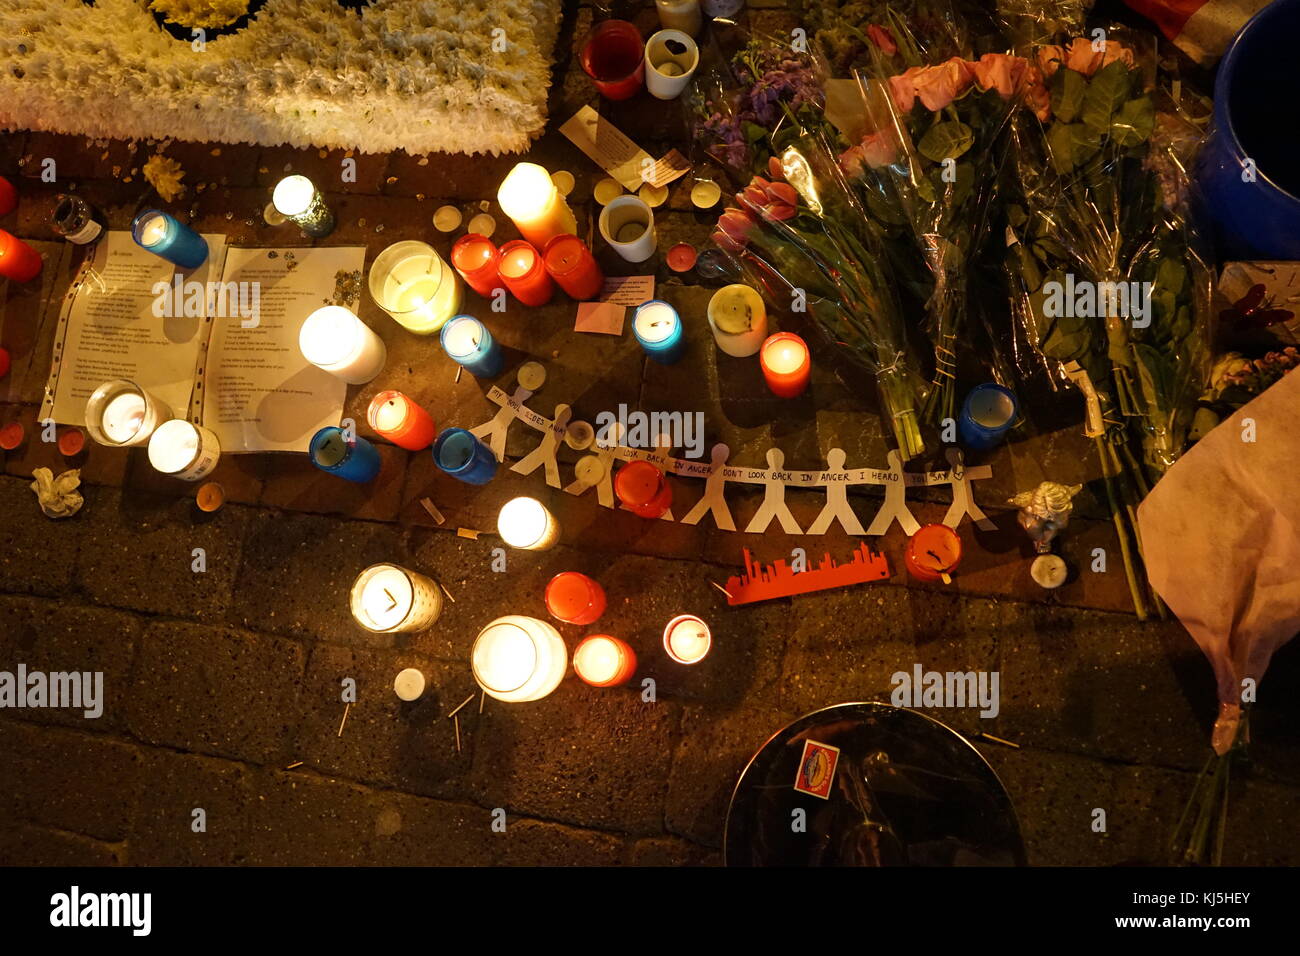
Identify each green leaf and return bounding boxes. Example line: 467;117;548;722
1070;123;1103;165
1154;256;1186;296
917;121;974;163
742;121;767;144
1051;69;1086;124
1111;96;1155;148
1046;122;1076;174
1132;343;1173;412
1081;61;1130;131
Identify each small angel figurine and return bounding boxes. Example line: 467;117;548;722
1008;481;1081;554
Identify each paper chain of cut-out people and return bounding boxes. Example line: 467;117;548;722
469;384;995;535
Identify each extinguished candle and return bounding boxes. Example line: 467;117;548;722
614;460;673;518
599;195;657;263
84;380;172;447
958;383;1018;450
543;234;604;300
440;315;504;378
497;241;554;307
904;523;962;584
497;163;577;249
350;563;444;633
632;300;685;364
0;229;43;282
147;420;220;481
497;496;559;551
545;571;607;625
367;390;436;451
707;284;768;357
663;614;711;664
655;0;701;34
573;635;637;687
760;332;811;398
368;240;462;335
309;426;382;483
580;19;646;101
131;210;208;270
433;427;498;485
473;615;569;703
393;668;427;701
298;306;387;384
273;174;335;238
451;234;502;298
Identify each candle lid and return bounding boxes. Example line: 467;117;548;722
615;460;664;505
545;572;601;622
0;420;24;450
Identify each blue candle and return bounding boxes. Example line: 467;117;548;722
131;210;208;270
441;315;503;378
632;300;685;364
433;427;498;484
309;426;382;482
958;383;1019;450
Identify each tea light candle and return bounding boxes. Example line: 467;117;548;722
367;240;462;335
614;460;673;518
84;380;172;447
272;174;335;238
655;0;702;34
432;427;498;485
196;482;225;512
367;390;436;451
760;332;811;398
298;306;387;385
544;571;607;625
131;210;208;270
707;284;768;357
497;162;577;249
393;668;427;701
309;426;383;483
543;234;604;300
0;420;25;451
440;315;504;378
58;428;85;458
472;615;568;703
598;195;657;263
350;563;444;634
959;383;1019;450
497;241;554;307
1031;554;1069;589
904;523;962;584
573;635;637;687
663;614;711;664
147;420;221;481
0;229;41;282
632;300;685;364
451;233;502;298
497;496;560;551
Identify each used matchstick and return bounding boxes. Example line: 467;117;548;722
439;579;456;603
337;702;351;737
454;714;462;753
710;581;732;599
447;693;475;718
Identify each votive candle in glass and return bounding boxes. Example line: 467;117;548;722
472;615;568;703
614;460;673;518
298;306;387;384
84;380;172;447
368;240;462;335
451;233;502;298
367;390;436;451
497;240;554;307
573;635;637;687
655;0;702;35
663;614;711;664
309;426;382;483
543;234;604;300
497;163;577;249
958;382;1019;450
272;174;335;238
131;210;208;269
350;563;444;633
544;571;607;625
904;523;963;584
440;315;504;378
632;300;685;364
432;427;498;485
0;229;42;282
598;195;657;263
707;284;768;357
580;19;646;100
497;496;559;551
760;332;811;398
146;420;220;481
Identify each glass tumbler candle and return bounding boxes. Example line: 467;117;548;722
615;460;673;518
440;315;504;378
451;233;502;298
84;380;172;447
497;241;554;307
580;19;646;101
368;240;462;335
760;332;811;398
0;230;42;282
632;300;685;364
543;234;604;300
350;563;444;633
367;390;436;451
544;571;607;625
472;615;568;703
663;614;711;664
497;496;560;551
272;174;335;238
131;210;207;270
309;426;383;483
573;635;637;687
958;383;1019;450
146;420;221;481
432;427;498;485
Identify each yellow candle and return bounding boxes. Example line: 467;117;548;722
497;163;577;249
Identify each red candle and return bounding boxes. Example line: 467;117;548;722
760;332;811;398
543;234;604;300
0;176;15;217
614;460;672;518
580;20;645;101
58;427;85;457
904;523;962;583
367;390;436;451
0;420;24;451
573;634;637;687
497;240;554;307
451;233;501;298
0;229;42;283
545;571;607;625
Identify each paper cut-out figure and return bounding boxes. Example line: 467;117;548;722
680;442;736;531
511;404;571;489
564;421;622;507
941;447;996;531
647;432;676;522
806;448;866;535
865;449;921;536
743;448;803;534
468;385;533;463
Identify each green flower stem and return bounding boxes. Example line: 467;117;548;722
1095;435;1148;620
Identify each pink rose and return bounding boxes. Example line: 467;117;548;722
889;66;924;113
867;24;898;56
972;53;1029;98
1065;38;1104;76
911;57;976;111
1036;45;1064;77
1022;65;1051;121
840;129;899;176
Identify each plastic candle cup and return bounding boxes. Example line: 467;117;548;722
196;482;225;513
904;523;963;584
0;420;26;451
84;380;172;447
614;460;673;518
760;332;811;398
496;241;554;307
958;383;1019;450
497;496;560;551
0;229;42;282
655;0;702;35
58;428;85;457
632;300;685;364
298;306;387;384
131;210;208;270
543;234;604;300
368;240;462;335
645;29;699;100
663;614;711;664
0;175;15;216
432;427;498;485
573;635;637;687
146;420;221;481
308;426;383;483
580;19;646;101
272;174;335;238
367;390;436;451
707;284;768;357
451;233;502;298
440;315;504;378
598;195;657;263
349;563;444;634
544;571;607;625
496;162;577;249
472;615;568;703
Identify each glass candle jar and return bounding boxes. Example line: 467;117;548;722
368;240;462;335
472;615;568;702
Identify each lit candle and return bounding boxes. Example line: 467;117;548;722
707;284;768;357
130;210;208;269
614;460;673;518
497;496;560;551
958;383;1019;450
350;563;444;633
497;162;577;249
632;300;685;364
298;306;387;385
655;0;702;35
433;427;498;485
573;634;637;687
272;174;335;238
0;175;15;216
450;233;502;298
544;571;607;625
146;419;221;481
0;229;43;282
472;615;568;703
393;668;427;701
904;523;962;584
440;315;504;378
309;426;383;483
663;614;711;664
543;234;604;300
645;29;700;100
760;332;811;398
496;241;554;307
367;390;436;451
84;380;172;447
598;195;657;263
580;19;646;101
367;240;462;335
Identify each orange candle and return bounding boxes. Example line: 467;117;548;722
573;634;637;687
451;233;501;298
545;571;607;625
58;427;85;457
497;240;554;307
904;523;962;583
367;390;436;451
614;460;672;518
760;332;810;398
0;229;42;282
543;234;604;300
0;420;24;451
663;614;711;664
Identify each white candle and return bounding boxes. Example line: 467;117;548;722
497;163;577;249
84;380;172;447
472;615;568;702
393;668;427;701
634;301;678;343
663;614;711;664
299;306;387;385
350;563;444;633
497;496;560;551
707;284;768;356
655;0;702;34
443;316;482;358
272;175;316;217
146;420;220;481
598;196;657;263
764;337;807;374
137;214;168;247
368;241;462;335
645;29;700;99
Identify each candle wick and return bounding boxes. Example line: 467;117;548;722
926;550;943;564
